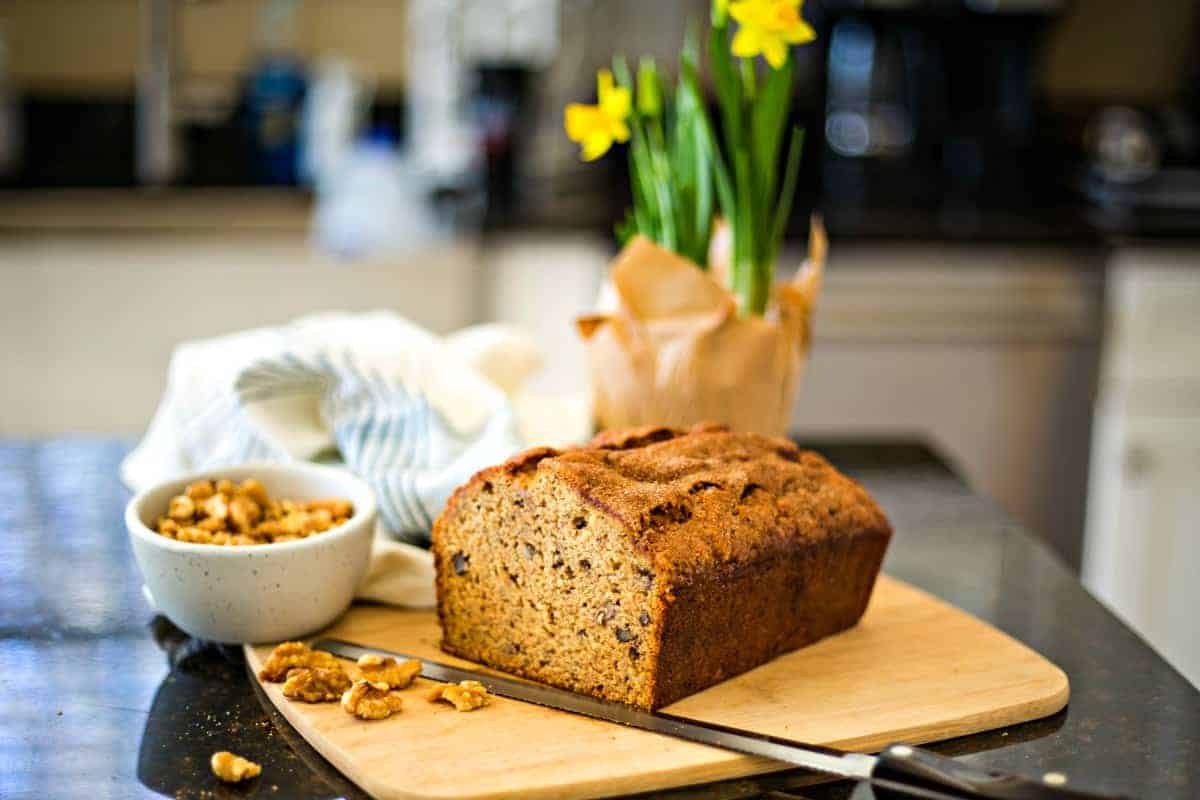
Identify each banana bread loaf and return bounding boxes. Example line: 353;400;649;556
432;423;892;710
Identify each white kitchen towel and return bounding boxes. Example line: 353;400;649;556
121;311;549;607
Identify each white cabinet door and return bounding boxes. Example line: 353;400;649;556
790;244;1104;566
1084;412;1200;688
1084;251;1200;689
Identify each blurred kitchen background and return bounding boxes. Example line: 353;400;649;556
0;0;1196;685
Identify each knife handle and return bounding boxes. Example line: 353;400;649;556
871;745;1128;800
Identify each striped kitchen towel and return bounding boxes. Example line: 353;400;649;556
121;311;539;546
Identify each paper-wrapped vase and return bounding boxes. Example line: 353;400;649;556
577;218;825;436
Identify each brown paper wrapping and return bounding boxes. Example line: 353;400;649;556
577;217;825;436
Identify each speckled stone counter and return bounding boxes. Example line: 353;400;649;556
1;439;1196;800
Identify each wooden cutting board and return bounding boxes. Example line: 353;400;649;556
245;576;1068;800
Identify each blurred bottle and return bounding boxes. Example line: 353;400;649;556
311;127;442;260
299;59;372;188
245;0;307;185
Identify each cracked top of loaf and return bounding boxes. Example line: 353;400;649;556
452;423;892;586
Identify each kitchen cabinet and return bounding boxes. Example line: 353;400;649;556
1083;249;1200;688
792;244;1105;569
0;221;481;436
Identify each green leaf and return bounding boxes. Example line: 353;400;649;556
674;44;723;266
769;126;804;269
740;57;758;101
732;146;757;313
615;209;637;245
708;24;743;156
710;0;728;27
751;55;793;224
652;152;677;251
685;63;734;264
628;122;659;240
682;19;701;72
612;55;633;93
692;133;714;265
628;162;654;242
672;66;713;265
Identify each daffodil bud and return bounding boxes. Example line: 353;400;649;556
712;0;729;26
636;59;662;117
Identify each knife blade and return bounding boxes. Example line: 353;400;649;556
311;638;1124;800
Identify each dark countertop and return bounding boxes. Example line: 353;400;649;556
1;438;1196;800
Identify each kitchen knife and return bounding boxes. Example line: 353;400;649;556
312;638;1124;800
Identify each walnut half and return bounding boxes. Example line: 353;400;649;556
356;654;421;689
211;751;261;783
283;666;351;703
429;680;489;712
258;641;343;683
341;679;404;720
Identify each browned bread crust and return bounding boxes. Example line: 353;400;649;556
433;423;892;709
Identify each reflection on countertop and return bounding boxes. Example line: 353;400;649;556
1;438;1197;799
138;618;363;800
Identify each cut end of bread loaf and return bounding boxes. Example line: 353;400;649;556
435;451;661;707
433;423;892;709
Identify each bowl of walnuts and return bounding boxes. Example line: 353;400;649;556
126;462;377;643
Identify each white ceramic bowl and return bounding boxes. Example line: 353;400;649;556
126;462;376;644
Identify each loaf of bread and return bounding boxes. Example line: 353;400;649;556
432;423;892;710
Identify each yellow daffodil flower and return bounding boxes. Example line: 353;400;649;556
729;0;815;69
564;69;632;161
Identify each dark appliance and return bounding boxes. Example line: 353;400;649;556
817;0;1068;236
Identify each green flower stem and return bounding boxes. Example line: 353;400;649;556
746;259;772;316
740;58;758;101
